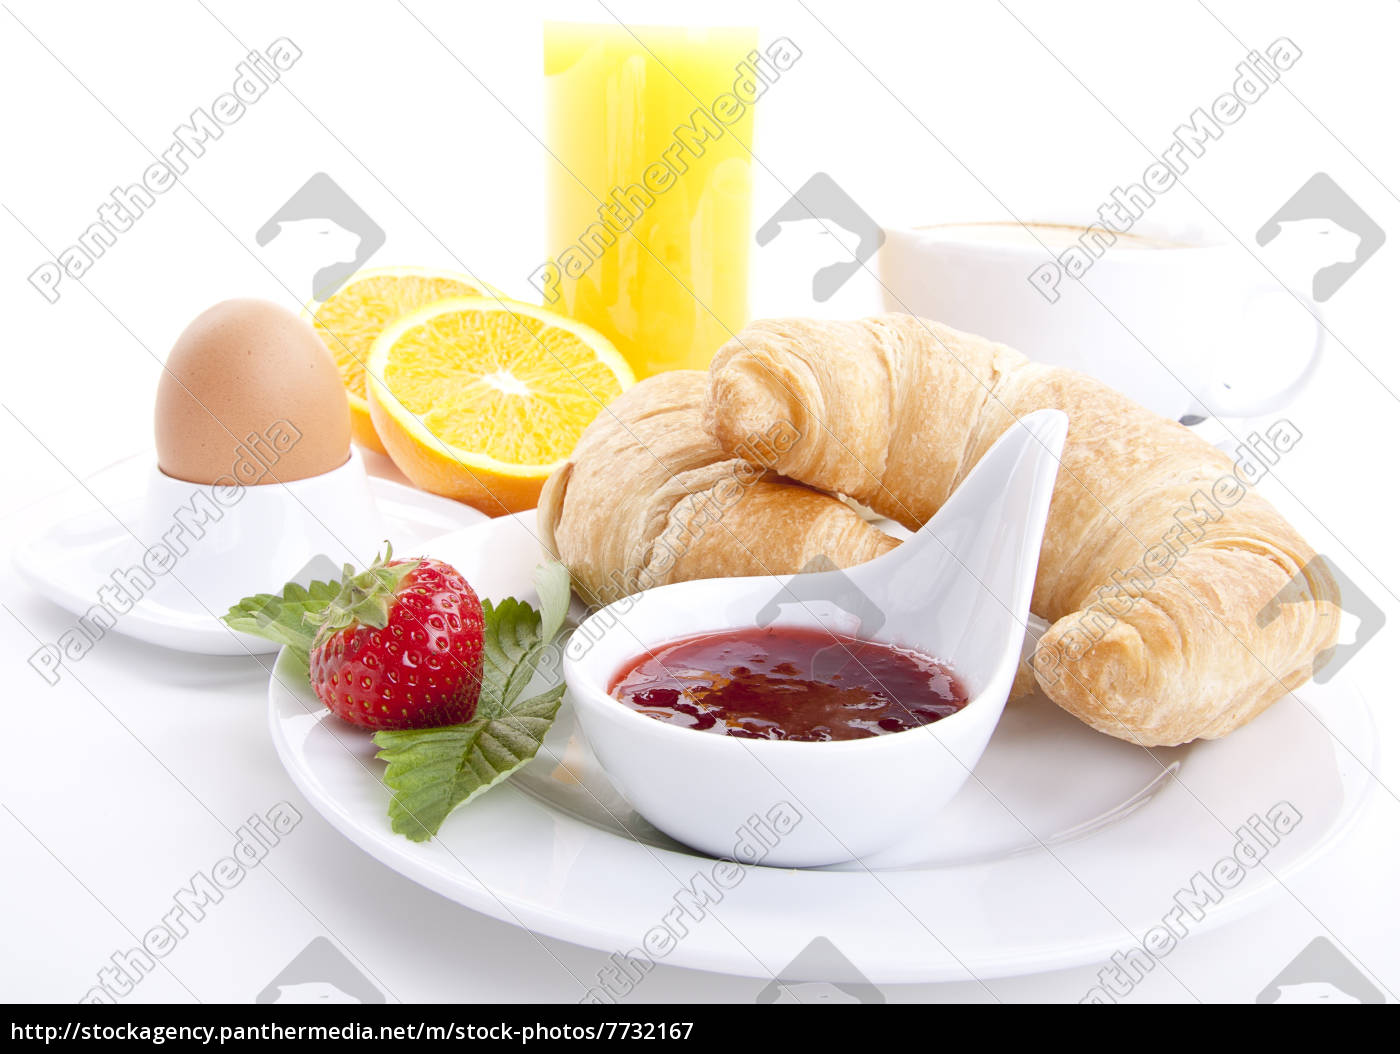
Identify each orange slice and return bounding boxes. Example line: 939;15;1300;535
366;297;634;514
306;267;486;455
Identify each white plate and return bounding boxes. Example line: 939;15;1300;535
13;452;486;655
268;512;1377;984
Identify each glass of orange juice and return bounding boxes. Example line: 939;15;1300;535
542;21;757;378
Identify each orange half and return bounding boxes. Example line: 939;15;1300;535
366;297;634;514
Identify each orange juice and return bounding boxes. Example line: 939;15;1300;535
543;23;756;378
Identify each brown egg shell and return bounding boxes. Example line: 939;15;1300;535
155;298;351;484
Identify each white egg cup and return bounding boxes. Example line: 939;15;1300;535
140;447;388;619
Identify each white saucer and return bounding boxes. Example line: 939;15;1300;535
13;451;486;655
268;512;1377;984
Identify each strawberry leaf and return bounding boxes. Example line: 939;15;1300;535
477;597;546;719
222;577;341;673
374;685;565;842
534;559;572;643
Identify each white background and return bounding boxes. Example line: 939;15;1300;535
1;0;1397;1003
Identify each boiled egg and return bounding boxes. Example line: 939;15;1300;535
155;299;351;484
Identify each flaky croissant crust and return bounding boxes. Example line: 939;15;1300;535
705;315;1340;746
539;371;897;608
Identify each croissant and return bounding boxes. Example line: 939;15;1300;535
704;315;1340;746
538;371;898;607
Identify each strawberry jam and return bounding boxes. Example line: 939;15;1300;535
609;626;967;742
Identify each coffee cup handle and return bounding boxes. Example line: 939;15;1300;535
1199;284;1326;418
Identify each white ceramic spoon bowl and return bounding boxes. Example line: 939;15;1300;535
564;410;1069;868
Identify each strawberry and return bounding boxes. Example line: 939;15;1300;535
308;547;484;731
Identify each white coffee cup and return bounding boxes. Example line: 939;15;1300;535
878;221;1324;422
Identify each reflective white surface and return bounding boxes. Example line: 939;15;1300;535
11;450;486;654
269;510;1376;983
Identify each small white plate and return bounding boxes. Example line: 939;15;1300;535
13;452;486;655
268;512;1377;984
